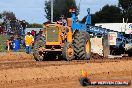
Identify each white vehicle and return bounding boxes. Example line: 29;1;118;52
95;23;132;56
95;23;132;34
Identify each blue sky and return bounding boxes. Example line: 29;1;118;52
0;0;118;24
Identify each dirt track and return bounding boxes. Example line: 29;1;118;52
0;52;132;88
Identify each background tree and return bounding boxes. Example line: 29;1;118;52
127;7;132;22
31;23;43;28
82;5;123;25
118;0;132;11
44;0;78;22
2;11;16;20
118;0;132;22
92;5;123;24
27;23;43;28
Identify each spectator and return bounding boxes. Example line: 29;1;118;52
25;31;34;54
21;38;25;48
6;36;14;51
34;31;37;40
31;30;35;36
12;35;20;52
36;29;43;39
39;29;43;35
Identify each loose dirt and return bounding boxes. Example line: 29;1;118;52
0;52;33;61
0;52;131;88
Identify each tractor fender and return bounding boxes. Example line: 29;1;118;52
67;27;73;43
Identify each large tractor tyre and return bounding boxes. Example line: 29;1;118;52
73;32;91;60
33;37;46;61
62;42;74;61
73;33;80;60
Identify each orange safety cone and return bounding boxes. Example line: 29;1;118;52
81;69;88;77
80;69;91;86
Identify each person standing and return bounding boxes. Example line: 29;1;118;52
6;36;14;51
25;31;34;54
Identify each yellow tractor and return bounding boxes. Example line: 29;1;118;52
33;10;91;61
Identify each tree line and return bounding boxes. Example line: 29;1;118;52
44;0;132;25
0;11;42;28
1;0;131;27
91;0;132;25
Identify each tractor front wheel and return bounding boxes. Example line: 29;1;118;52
62;42;74;61
33;38;46;61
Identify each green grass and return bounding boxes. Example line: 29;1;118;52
0;35;9;52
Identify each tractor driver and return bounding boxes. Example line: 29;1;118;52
57;15;68;37
57;15;67;26
60;15;67;26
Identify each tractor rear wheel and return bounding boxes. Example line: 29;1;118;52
62;42;74;61
73;31;91;60
33;37;46;61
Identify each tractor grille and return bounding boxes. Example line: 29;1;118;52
46;27;59;42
